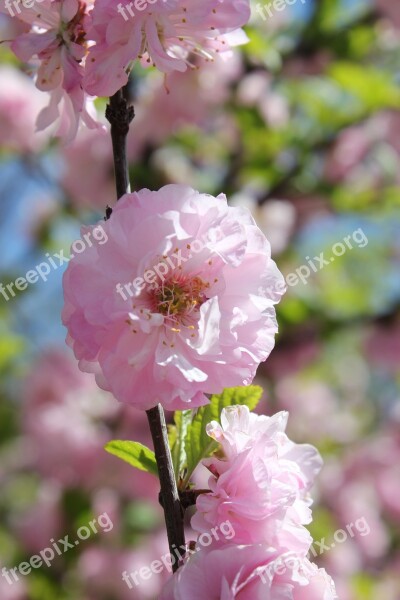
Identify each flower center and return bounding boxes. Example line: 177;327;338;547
152;276;208;319
60;1;88;49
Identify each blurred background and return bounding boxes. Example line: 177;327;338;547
0;0;400;598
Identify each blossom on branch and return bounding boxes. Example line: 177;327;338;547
163;405;337;599
161;544;337;599
84;0;250;96
192;405;322;551
62;184;285;410
1;0;99;140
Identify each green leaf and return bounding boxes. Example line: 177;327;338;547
182;386;263;488
329;63;400;111
104;440;158;476
169;410;192;483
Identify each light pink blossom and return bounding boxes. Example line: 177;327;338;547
84;0;250;96
62;185;285;410
22;350;117;487
191;405;322;550
61;127;115;211
1;0;99;140
0;65;50;152
161;544;337;600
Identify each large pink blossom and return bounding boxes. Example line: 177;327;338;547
1;0;99;140
84;0;250;96
62;184;285;410
161;544;337;600
191;406;322;551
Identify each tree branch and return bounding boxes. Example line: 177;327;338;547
146;405;186;571
106;85;134;203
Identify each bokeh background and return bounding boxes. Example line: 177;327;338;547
1;0;400;598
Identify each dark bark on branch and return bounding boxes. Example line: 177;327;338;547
147;405;186;572
105;86;134;205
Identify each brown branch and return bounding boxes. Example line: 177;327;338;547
147;405;186;571
105;85;134;206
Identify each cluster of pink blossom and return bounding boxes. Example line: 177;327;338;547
62;184;285;410
0;0;99;141
162;405;337;598
18;350;160;499
1;0;250;140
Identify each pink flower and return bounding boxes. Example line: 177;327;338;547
22;350;117;487
191;406;322;551
127;54;242;161
84;0;250;96
14;483;63;553
161;544;337;600
62;185;285;410
0;65;50;152
1;0;99;140
61;128;115;211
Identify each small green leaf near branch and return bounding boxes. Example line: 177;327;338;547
105;440;158;476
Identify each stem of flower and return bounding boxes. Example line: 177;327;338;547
146;404;186;571
105;84;185;572
105;85;134;202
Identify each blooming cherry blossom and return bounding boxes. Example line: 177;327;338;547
161;544;337;600
1;0;99;140
62;184;285;410
192;406;322;551
84;0;250;96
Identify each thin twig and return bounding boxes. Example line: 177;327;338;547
105;85;134;205
146;405;186;571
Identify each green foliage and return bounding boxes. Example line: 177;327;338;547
351;573;376;599
329;62;400;111
169;409;192;482
104;440;158;476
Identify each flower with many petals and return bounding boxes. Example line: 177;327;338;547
62;184;285;410
161;544;337;600
84;0;250;96
191;405;322;551
1;0;99;140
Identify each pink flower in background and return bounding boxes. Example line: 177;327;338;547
0;571;26;600
192;405;322;550
0;66;50;152
14;482;63;553
20;350;159;498
320;427;400;562
1;0;99;140
161;544;337;600
62;185;285;410
84;0;250;96
127;54;242;160
61;128;115;211
22;350;117;486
